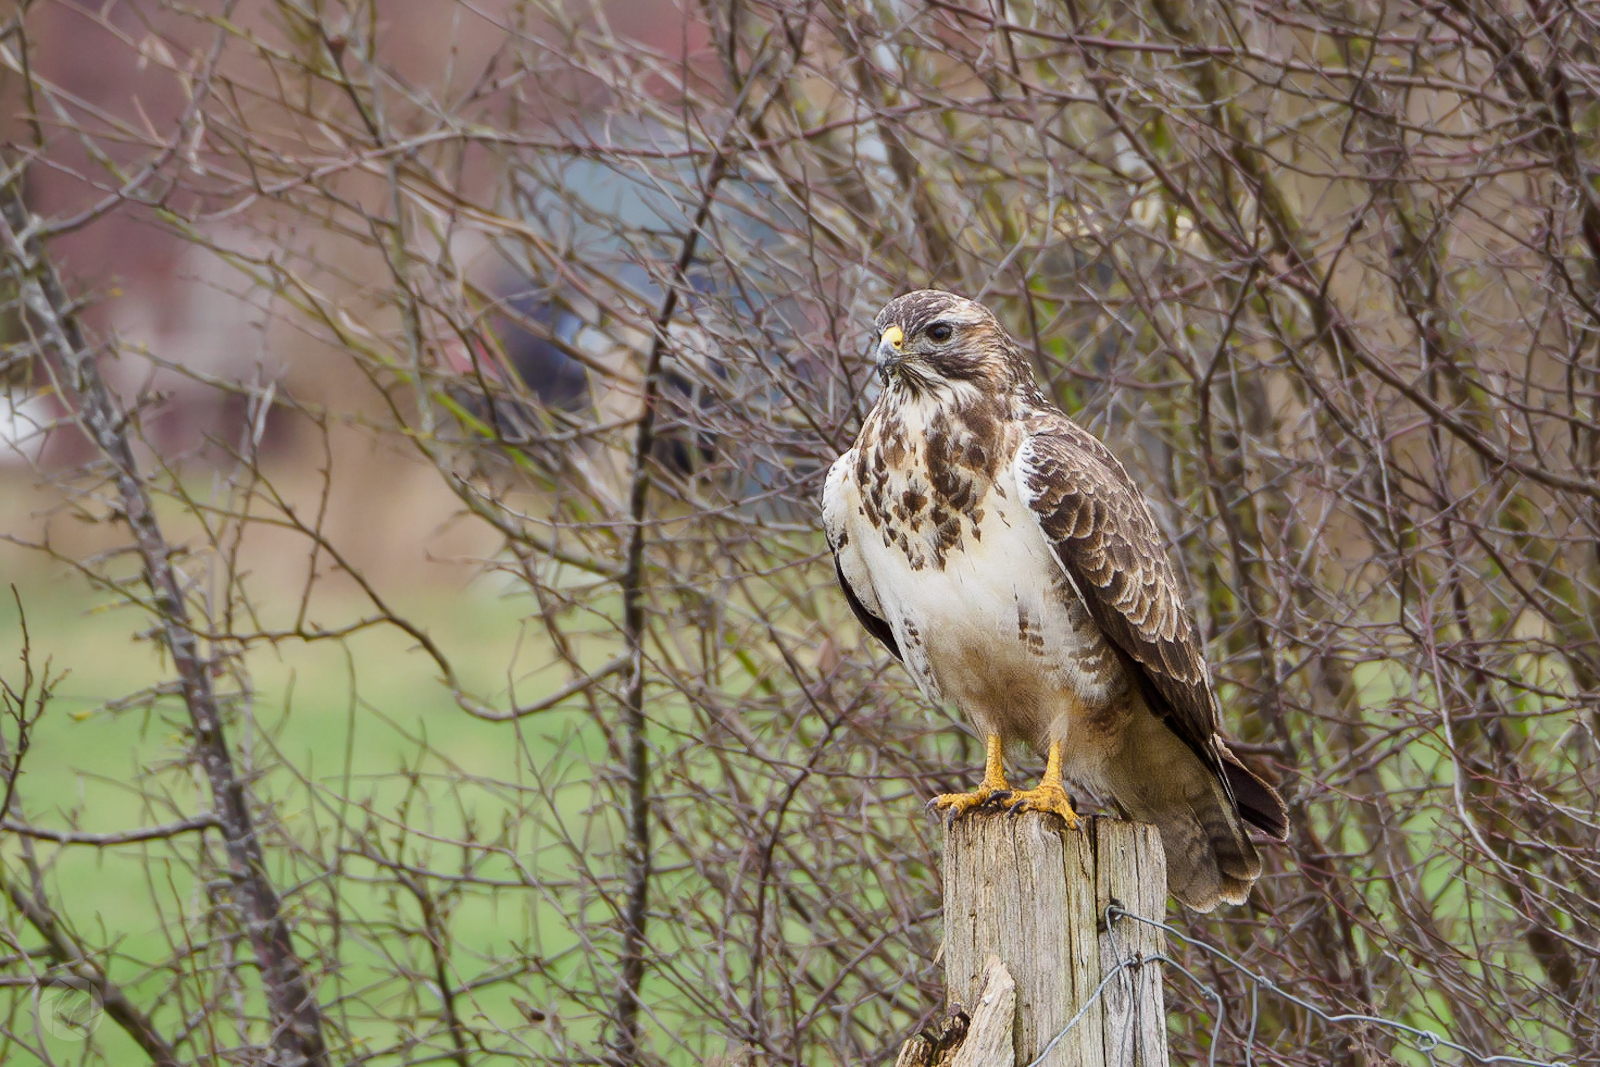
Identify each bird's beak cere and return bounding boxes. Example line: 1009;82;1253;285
876;324;905;382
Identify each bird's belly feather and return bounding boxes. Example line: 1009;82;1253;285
848;472;1131;766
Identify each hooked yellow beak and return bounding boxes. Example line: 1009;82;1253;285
875;324;905;382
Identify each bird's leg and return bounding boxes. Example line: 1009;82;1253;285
1002;740;1081;830
928;734;1011;821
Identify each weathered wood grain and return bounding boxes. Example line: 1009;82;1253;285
1095;821;1168;1067
950;956;1016;1067
940;813;1168;1067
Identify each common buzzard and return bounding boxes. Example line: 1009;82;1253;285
823;290;1287;911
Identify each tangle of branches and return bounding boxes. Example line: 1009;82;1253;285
1;1;1597;1065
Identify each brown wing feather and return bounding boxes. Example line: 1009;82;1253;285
833;558;903;662
1015;419;1223;773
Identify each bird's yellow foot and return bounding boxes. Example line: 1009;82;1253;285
928;784;1011;822
928;733;1012;823
1003;782;1081;830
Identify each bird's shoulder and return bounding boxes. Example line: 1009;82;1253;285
821;446;861;548
1010;408;1162;547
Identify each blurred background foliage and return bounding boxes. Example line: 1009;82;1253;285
1;0;1597;1064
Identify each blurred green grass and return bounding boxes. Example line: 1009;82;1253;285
4;571;545;810
1;564;613;1063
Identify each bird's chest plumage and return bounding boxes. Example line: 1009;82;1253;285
832;395;1129;750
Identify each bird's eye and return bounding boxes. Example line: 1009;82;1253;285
926;322;953;343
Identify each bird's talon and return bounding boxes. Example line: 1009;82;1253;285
1002;784;1080;830
929;735;1012;823
929;783;1010;822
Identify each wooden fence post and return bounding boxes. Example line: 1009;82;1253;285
925;812;1169;1067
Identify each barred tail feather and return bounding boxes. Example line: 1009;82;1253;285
1219;744;1289;840
1108;714;1265;912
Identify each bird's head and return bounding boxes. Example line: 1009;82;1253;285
872;290;1033;398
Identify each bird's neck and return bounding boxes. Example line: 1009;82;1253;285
862;384;1021;507
870;378;1031;442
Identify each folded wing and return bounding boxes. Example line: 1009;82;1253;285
1014;419;1286;839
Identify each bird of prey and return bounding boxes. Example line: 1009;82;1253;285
822;290;1287;911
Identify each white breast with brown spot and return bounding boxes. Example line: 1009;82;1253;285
824;406;1134;786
